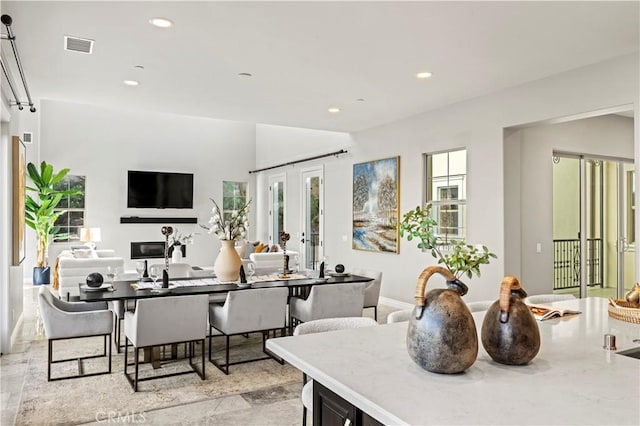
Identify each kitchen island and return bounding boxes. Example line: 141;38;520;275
267;297;640;425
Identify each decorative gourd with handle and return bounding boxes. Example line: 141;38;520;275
407;266;478;374
481;276;540;365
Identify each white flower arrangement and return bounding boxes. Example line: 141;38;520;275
201;198;250;241
169;228;196;247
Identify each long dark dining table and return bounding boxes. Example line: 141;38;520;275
77;274;374;302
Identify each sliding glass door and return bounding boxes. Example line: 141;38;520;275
552;154;635;298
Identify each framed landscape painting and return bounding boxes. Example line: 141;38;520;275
352;156;400;253
12;136;26;265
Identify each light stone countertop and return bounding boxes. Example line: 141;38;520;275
267;297;640;425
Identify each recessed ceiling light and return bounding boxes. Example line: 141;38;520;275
328;107;341;113
134;65;145;70
416;71;433;79
149;17;173;28
238;72;253;78
356;98;365;102
123;80;139;86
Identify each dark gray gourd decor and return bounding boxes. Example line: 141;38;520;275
407;266;478;374
481;276;540;365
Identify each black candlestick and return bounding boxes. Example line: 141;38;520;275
239;265;247;284
143;259;149;278
162;270;169;288
319;261;325;278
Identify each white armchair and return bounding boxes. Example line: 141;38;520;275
209;287;289;374
124;294;209;391
38;287;113;381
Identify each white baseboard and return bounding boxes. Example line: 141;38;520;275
379;296;413;310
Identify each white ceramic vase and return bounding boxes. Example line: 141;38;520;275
214;240;242;282
171;246;183;263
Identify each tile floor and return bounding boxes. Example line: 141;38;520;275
1;285;394;425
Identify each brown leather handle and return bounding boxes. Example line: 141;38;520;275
414;266;456;307
498;276;522;314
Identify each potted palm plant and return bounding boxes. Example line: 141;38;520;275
25;161;82;285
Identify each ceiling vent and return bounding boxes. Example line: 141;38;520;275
22;132;33;144
64;35;94;54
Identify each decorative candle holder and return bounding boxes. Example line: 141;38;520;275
278;231;291;279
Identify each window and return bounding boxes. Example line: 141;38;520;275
222;181;248;223
53;175;86;242
425;149;466;242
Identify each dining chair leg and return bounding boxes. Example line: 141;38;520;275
225;335;230;375
47;339;52;381
374;306;378;322
124;336;129;388
134;347;140;392
107;334;112;373
208;326;212;361
302;407;307;426
201;338;206;380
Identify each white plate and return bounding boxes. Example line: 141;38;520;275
328;272;350;277
80;284;113;292
150;288;171;294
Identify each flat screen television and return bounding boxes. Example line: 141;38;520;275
127;170;194;209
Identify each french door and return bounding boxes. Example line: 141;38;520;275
268;174;286;246
552;154;635;298
300;167;324;270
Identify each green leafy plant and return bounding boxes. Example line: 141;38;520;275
25;161;82;268
400;204;496;279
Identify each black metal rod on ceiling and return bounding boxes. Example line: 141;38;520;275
249;149;348;174
1;15;36;112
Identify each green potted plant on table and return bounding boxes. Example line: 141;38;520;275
25;161;82;285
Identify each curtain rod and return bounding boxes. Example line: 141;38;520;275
249;149;348;174
1;15;36;112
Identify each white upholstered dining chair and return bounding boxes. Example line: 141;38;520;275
124;294;209;391
524;294;576;304
350;268;383;321
209;287;289;374
289;282;366;330
38;286;113;381
293;317;378;426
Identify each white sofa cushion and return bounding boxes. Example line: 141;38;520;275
56;254;124;298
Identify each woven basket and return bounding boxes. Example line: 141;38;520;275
608;299;640;324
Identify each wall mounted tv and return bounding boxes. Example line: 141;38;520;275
127;170;194;209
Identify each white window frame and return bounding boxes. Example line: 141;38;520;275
52;174;86;243
268;173;287;246
425;149;467;243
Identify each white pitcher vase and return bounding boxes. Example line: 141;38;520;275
214;240;242;282
171;245;183;263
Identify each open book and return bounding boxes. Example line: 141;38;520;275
528;304;581;321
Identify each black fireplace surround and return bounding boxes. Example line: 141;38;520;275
130;241;186;259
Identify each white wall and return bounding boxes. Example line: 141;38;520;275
507;114;634;295
255;53;639;304
36;100;256;273
1;94;27;353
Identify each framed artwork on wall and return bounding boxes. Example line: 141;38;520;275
352;156;400;253
12;135;26;265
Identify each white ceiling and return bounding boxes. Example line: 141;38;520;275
2;1;638;132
